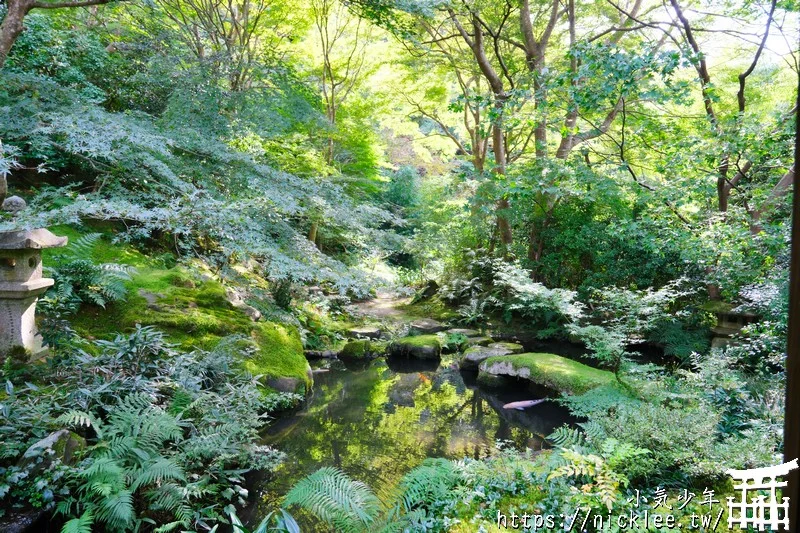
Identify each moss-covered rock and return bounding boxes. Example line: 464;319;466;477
339;339;373;359
445;328;480;337
19;430;86;473
478;353;615;395
243;322;312;394
409;318;446;334
398;295;458;322
487;342;524;354
459;342;523;370
388;335;442;360
465;336;493;347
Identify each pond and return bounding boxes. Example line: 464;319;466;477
242;352;574;528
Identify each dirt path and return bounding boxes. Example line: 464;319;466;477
352;291;412;325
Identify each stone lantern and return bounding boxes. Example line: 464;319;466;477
0;202;67;357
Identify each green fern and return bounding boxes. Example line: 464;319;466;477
283;466;380;532
577;421;606;445
64;233;103;261
547;425;585;448
395;458;458;512
61;510;94;533
56;410;103;438
129;458;185;491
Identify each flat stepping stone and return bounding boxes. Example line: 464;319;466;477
465;336;493;347
445;328;480;337
478;353;615;395
487;342;524;354
459;343;521;370
410;318;446;334
388;335;442;360
348;326;382;339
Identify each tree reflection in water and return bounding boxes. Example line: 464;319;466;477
245;356;573;527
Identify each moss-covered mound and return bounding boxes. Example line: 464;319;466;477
478;353;614;395
465;336;493;347
339;339;372;359
459;342;523;370
388;335;442;360
52;226;311;394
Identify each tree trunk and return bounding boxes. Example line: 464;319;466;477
308;221;318;246
492;110;512;246
0;0;34;69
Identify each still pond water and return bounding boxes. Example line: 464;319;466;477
243;350;574;527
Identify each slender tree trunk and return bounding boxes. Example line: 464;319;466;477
308;221;318;244
492;106;512;246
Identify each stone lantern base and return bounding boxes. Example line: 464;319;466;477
0;278;53;358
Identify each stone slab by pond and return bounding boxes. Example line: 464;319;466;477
465;336;493;347
459;342;524;370
409;318;446;334
478;352;615;395
445;328;480;337
388;334;442;360
487;342;524;354
347;326;382;339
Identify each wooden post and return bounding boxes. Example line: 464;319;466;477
785;66;799;532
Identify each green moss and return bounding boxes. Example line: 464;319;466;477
243;322;311;393
44;224;151;267
398;295;457;321
388;335;442;360
699;300;735;313
488;342;524;353
480;353;615;395
56;234;312;394
396;335;441;348
340;339;372;359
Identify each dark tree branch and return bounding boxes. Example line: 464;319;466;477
737;0;778;113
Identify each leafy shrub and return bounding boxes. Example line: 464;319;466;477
385;166;421;209
46;234;134;309
271;279;294;310
444;257;584;336
1;328;287;531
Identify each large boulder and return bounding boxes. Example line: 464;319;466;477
412;280;440;303
459;342;523;370
465;336;493;347
409;318;446;334
388;335;442;360
20;429;86;470
478;353;615;395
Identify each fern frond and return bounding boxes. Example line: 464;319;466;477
56;410;103;437
95;489;134;530
396;458;458;512
60;509;94;533
65;233;102;261
577;421;606;444
283;466;380;532
546;425;585;448
130;458;186;492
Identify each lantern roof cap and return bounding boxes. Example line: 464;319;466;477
0;229;68;250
